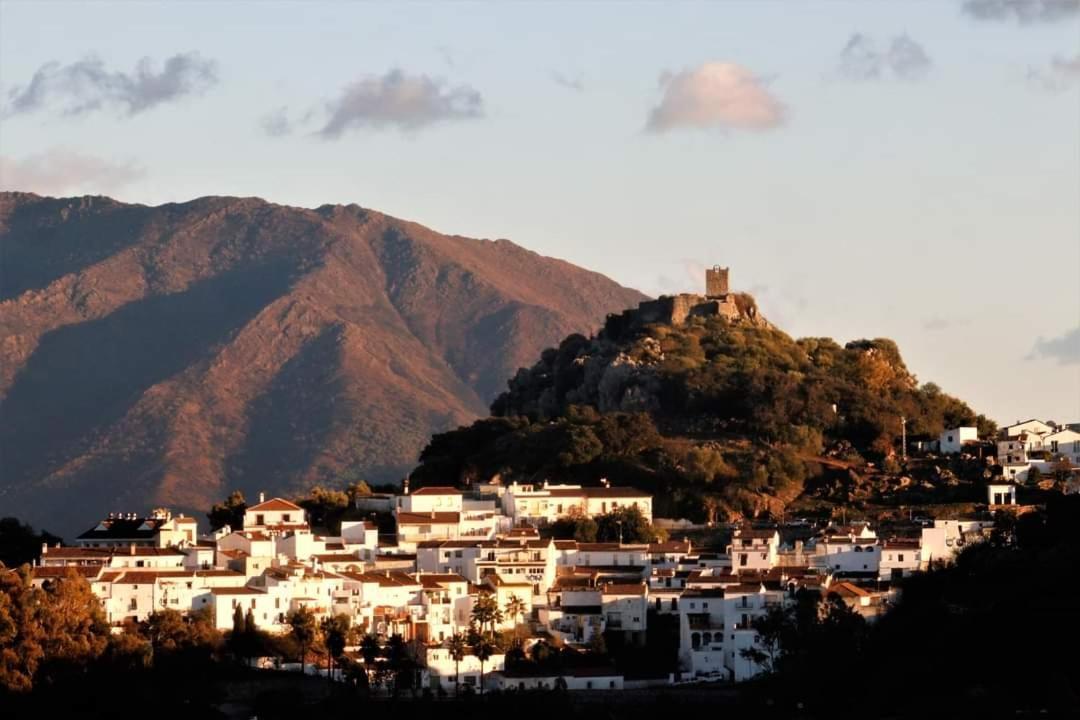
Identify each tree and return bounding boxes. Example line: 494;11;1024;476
470;593;503;636
1026;465;1042;486
0;517;62;569
294;486;351;533
207;490;246;532
595;506;663;543
321;614;349;685
286;607;317;675
446;632;468;696
360;633;380;688
471;633;497;695
504;594;527;627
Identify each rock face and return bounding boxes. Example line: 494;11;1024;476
0;193;646;534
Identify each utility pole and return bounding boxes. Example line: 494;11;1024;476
901;416;907;461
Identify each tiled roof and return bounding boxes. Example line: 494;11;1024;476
247;498;304;512
397;511;460;525
409;486;463;496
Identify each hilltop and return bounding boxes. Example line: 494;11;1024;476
412;276;994;521
0;192;645;534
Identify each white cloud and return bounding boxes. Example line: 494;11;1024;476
0;148;144;195
317;69;483;138
838;34;933;81
962;0;1079;24
5;53;217;118
1027;53;1080;91
1030;326;1080;364
645;62;785;133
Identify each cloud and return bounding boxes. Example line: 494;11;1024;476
551;70;585;92
1030;326;1080;364
1027;53;1080;91
645;62;785;133
0;148;144;195
962;0;1079;23
5;52;217;118
317;69;482;138
838;34;932;81
260;106;294;137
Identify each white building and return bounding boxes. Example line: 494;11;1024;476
987;481;1017;507
243;496;307;531
1043;429;1080;465
726;527;780;573
500;482;652;526
939;427;978;455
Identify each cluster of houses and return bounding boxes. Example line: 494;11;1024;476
922;419;1080;504
20;479;997;690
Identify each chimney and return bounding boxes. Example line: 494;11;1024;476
259;492;265;504
41;542;47;559
129;543;136;556
403;478;410;495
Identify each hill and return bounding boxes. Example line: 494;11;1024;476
411;294;995;521
0;192;645;535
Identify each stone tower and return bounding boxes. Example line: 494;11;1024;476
705;266;729;297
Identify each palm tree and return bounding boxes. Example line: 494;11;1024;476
360;633;381;689
321;614;349;685
472;634;497;695
470;593;503;636
286;607;317;675
504;594;526;627
446;632;468;696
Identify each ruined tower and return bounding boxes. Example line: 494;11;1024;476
705;266;729;298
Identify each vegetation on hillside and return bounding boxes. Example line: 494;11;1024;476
412;313;994;520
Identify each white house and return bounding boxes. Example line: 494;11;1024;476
500;482;652;526
397;486;464;515
987;481;1017;507
425;646;506;691
243;496;307;531
879;539;922;581
1002;419;1055;439
939;427;978;455
726;527;780;573
1043;429;1080;465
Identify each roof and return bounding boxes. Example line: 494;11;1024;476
210;586;265;595
828;582;870;598
409;486;463;496
544;486;649;499
601;582;646;596
734;527;778;540
77;517;165;540
648;541;691;554
396;511;460;525
31;566;102;579
247;498;304;512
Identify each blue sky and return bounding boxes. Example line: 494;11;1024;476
1;0;1078;426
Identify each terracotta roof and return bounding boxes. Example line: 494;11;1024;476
247;498;304;512
829;582;870;598
409;486;463;496
544;486;649;499
648;541;691;553
31;566;102;579
210;586;265;595
601;582;647;596
397;511;460;525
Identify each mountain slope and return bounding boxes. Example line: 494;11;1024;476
0;193;646;534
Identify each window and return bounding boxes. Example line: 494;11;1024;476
256;514;265;525
609;681;616;689
898;554;905;562
283;513;291;522
128;599;137;610
739;554;748;567
703;602;708;609
670;598;678;610
455;550;463;558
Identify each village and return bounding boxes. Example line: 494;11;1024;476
19;416;1078;695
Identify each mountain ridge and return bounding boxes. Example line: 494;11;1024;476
0;192;647;535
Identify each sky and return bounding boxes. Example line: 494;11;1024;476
1;0;1078;426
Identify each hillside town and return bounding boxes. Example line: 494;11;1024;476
19;414;1077;694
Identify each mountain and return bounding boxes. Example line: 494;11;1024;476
0;192;646;535
411;295;994;521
